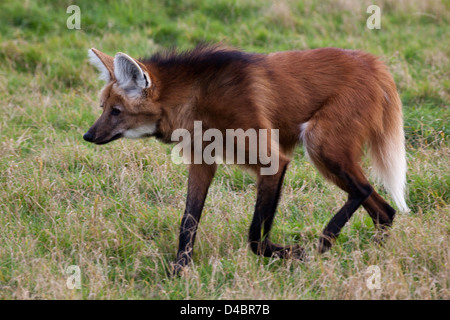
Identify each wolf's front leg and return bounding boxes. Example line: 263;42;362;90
248;160;305;260
173;163;217;276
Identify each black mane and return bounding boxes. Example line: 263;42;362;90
143;44;261;77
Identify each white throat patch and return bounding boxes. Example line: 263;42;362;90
123;124;157;139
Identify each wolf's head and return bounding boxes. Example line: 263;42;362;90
83;48;162;144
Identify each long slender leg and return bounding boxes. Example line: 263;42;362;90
248;161;305;259
362;191;396;243
363;191;396;228
173;163;216;274
313;159;374;253
307;151;395;251
318;183;372;253
300;99;398;253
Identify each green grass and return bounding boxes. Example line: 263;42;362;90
0;0;448;299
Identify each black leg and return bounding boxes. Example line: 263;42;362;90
173;163;216;275
248;162;305;259
362;191;396;244
363;191;396;228
318;174;373;253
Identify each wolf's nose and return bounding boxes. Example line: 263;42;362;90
83;132;94;142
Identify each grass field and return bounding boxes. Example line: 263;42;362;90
0;0;448;299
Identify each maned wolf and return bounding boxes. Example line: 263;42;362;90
84;45;408;274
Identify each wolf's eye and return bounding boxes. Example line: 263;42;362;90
111;108;121;116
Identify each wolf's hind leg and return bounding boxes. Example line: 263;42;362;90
302;119;375;253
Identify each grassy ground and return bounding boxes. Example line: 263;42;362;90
0;0;448;299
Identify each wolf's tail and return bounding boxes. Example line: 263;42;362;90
369;78;409;213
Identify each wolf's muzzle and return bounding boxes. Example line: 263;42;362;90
83;132;95;142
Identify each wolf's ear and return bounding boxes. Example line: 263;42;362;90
114;52;151;98
88;48;115;82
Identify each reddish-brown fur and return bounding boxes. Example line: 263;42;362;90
85;45;407;274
